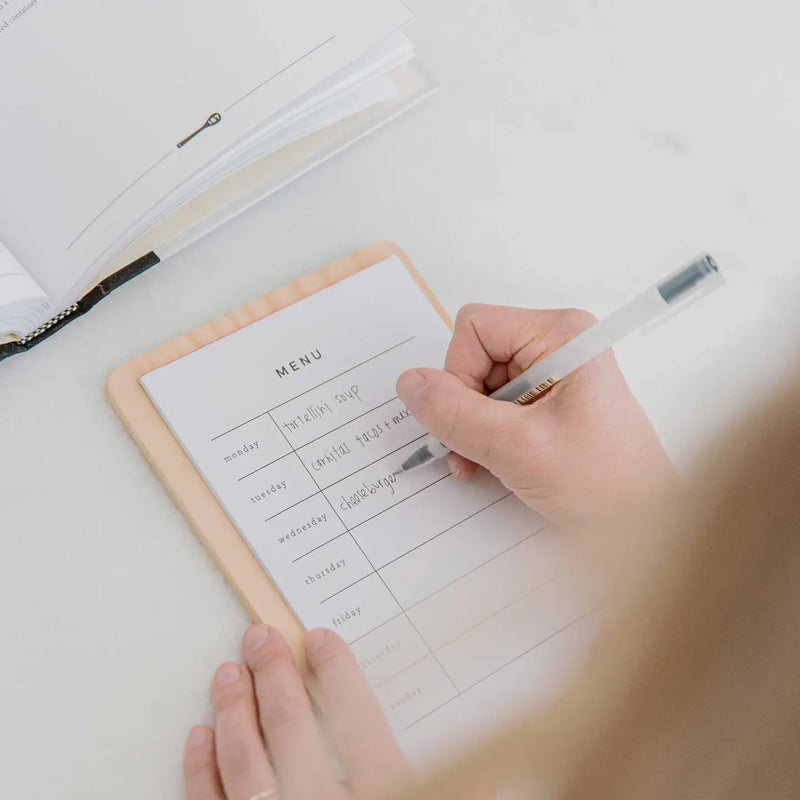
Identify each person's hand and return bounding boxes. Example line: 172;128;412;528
397;304;679;531
183;625;412;800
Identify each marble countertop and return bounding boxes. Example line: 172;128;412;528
2;1;799;797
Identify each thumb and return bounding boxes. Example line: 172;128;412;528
396;368;525;471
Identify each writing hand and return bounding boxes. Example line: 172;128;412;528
397;304;678;530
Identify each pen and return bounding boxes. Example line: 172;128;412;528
394;253;725;475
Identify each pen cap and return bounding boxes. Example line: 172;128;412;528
658;253;725;307
638;253;725;337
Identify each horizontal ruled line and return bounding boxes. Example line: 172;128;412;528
461;610;595;693
236;451;294;482
268;337;416;414
346;611;406;646
319;571;375;604
377;493;514;571
292;530;350;563
294;396;401;450
347;474;452;533
404;524;547;611
211;410;272;442
433;577;556;653
373;654;431;689
210;338;415;442
263;492;320;524
319;434;427;491
405;612;593;729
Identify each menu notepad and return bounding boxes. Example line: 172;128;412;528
124;248;593;763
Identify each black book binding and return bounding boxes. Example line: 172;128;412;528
0;251;160;364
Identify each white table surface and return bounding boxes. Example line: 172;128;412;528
2;1;799;797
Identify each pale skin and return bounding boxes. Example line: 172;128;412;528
184;305;678;800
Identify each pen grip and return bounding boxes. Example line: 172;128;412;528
490;289;666;404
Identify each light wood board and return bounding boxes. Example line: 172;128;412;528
106;242;451;663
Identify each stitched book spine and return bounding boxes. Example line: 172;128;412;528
0;251;160;364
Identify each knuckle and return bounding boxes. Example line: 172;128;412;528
455;302;485;327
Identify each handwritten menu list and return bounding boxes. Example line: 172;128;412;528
141;257;591;746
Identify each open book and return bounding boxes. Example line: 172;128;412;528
0;0;432;357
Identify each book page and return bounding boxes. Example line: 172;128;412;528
0;0;411;311
100;63;435;285
0;241;51;337
140;257;595;763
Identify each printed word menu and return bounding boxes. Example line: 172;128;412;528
141;257;593;761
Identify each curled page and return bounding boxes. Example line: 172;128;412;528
0;242;51;338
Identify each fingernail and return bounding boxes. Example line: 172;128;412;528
397;370;428;413
447;454;462;481
215;663;241;687
243;625;270;652
305;628;327;657
187;726;209;749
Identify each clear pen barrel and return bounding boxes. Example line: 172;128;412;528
491;253;724;404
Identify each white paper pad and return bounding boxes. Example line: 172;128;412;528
141;257;595;764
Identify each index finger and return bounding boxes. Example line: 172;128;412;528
241;626;343;799
444;304;597;393
304;629;412;797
